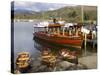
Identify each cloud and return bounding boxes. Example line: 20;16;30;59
14;1;34;7
15;1;27;7
49;8;55;11
13;1;76;12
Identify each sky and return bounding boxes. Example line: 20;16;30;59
13;1;76;12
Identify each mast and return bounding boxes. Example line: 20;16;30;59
81;5;84;24
42;11;44;21
82;5;86;55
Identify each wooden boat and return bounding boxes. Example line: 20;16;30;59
59;49;77;59
34;32;83;48
59;49;78;64
33;20;83;49
41;48;56;67
16;52;30;70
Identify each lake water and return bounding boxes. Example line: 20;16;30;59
13;22;97;73
14;22;40;61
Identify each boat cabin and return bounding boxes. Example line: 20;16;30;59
33;18;83;37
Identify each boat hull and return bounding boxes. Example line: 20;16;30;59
33;32;83;49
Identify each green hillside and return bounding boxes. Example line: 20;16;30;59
14;6;97;23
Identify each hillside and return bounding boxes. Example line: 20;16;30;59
13;6;97;22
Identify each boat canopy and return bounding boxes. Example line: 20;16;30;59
34;21;49;27
64;23;74;27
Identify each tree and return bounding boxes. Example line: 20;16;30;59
68;10;77;18
84;12;89;20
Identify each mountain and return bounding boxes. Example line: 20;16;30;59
13;9;36;15
13;5;97;22
43;6;97;22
